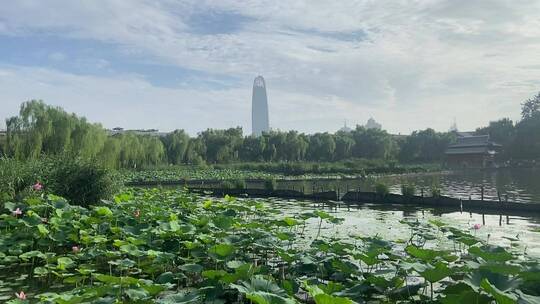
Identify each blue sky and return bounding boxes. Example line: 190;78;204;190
1;0;540;135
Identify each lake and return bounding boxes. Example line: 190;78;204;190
271;168;540;204
269;198;540;257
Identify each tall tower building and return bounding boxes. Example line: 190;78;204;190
252;75;270;136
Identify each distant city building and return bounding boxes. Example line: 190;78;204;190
365;117;382;130
108;128;166;137
252;76;270;136
338;120;353;133
449;118;458;132
445;134;501;168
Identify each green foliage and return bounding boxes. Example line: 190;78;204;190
264;178;277;191
44;155;118;206
6;100;107;160
513;112;540;160
233;178;246;189
160;130;190;165
6;98;540;172
0;189;538;303
1;101;420;167
430;183;442;197
521;92;540;120
5;100;166;169
398;128;456;163
0;157;44;203
375;182;389;197
401;183;416;197
476;118;515;158
220;180;234;190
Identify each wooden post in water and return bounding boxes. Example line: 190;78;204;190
421;188;424;198
481;185;484;201
499;214;502;226
506;215;509;224
497;191;502;203
482;214;485;225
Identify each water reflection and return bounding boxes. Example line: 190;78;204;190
272;168;540;203
269;198;540;257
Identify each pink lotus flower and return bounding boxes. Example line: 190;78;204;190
134;209;141;218
15;291;26;300
72;245;81;253
12;208;23;217
33;182;43;191
473;224;482;230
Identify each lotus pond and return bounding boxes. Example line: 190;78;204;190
1;189;540;303
120;167;361;185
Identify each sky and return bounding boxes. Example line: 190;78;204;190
1;0;540;135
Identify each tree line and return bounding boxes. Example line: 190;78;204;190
1;95;539;168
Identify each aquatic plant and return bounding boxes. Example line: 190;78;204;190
401;183;416;197
264;178;277;191
233;178;246;189
375;182;389;197
430;183;442;197
0;189;538;303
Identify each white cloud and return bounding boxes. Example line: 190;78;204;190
1;0;540;134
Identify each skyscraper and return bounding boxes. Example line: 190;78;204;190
252;75;270;136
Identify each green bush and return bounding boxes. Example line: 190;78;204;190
401;183;416;197
0;157;45;203
375;182;389;197
220;180;234;189
233;178;246;189
45;155;118;207
1;156;117;207
264;178;277;191
430;184;441;197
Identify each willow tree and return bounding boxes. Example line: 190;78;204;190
6;100;108;160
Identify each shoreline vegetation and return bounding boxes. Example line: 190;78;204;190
2;98;540;173
119;161;442;184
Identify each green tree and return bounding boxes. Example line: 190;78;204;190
240;135;266;161
161;129;190;165
476;118;514;158
334;133;354;160
513;113;540;159
398;129;454;163
307;133;336;161
521;92;540;120
352;127;396;159
185;137;206;165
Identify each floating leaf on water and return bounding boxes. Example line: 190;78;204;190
56;257;75;270
156;272;175;284
209;244;235;258
419;262;452;283
480;278;518;304
94;206;113;217
180;264;203;273
469;246;514;262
